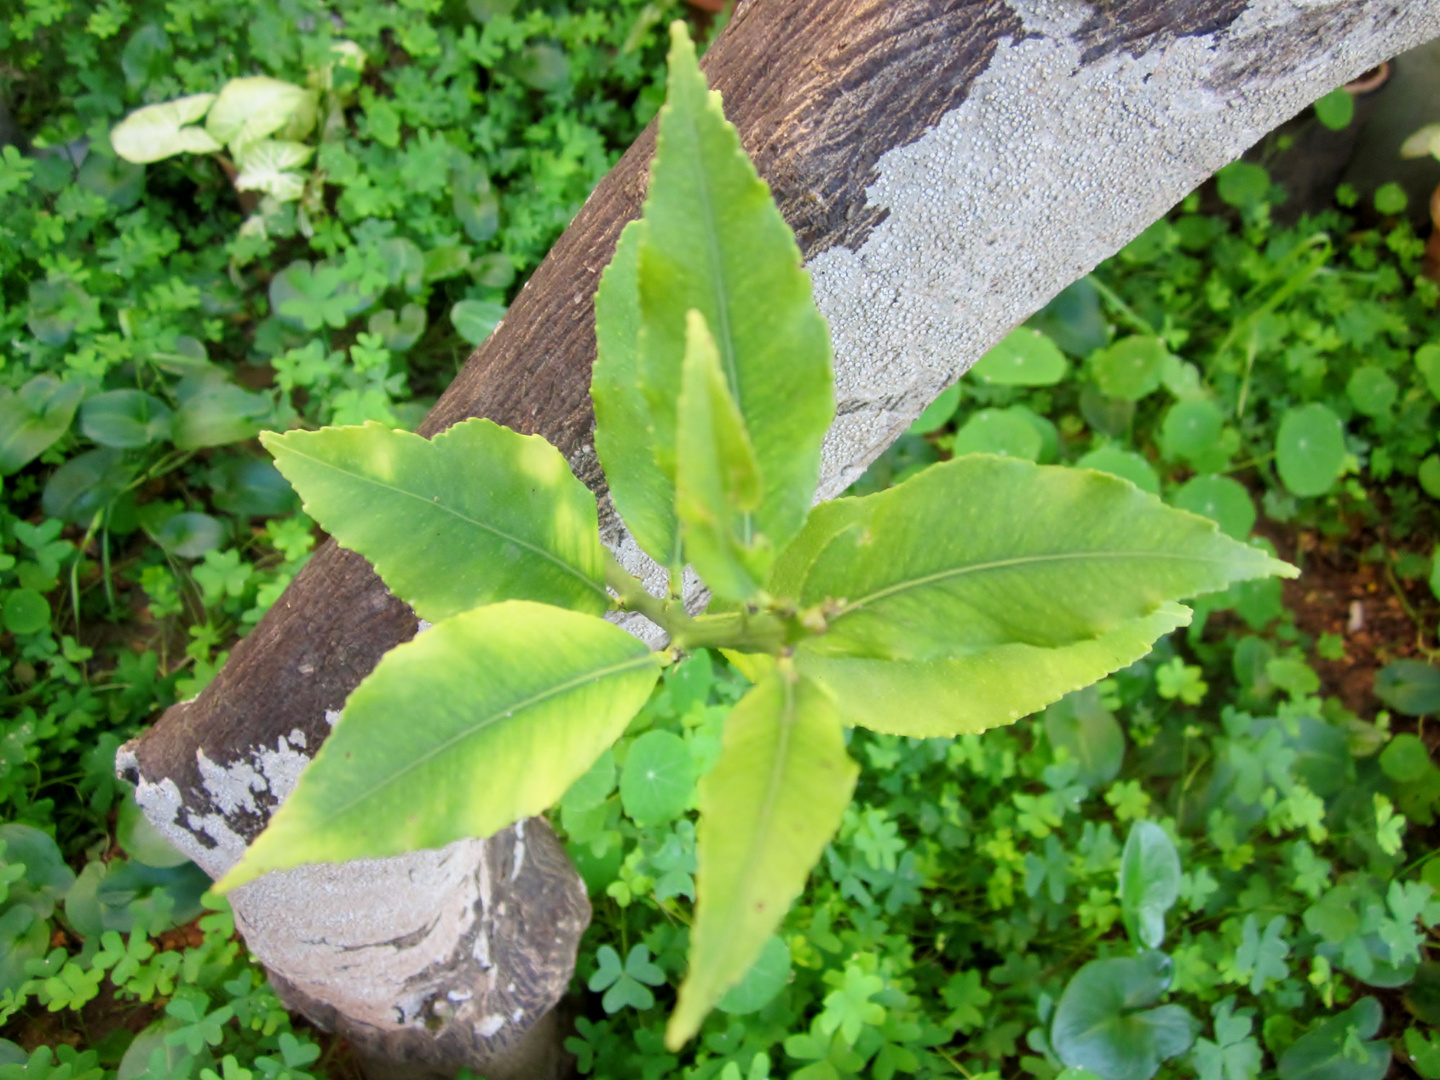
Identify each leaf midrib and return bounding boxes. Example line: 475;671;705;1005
277;442;609;603
715;675;801;961
833;549;1260;619
315;651;656;827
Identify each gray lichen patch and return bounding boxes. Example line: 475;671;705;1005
805;0;1440;502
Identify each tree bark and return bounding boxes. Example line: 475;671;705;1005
121;1;1440;1076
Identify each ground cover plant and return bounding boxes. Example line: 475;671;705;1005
0;6;1438;1080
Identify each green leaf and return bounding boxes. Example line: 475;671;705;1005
1345;366;1397;417
0;825;75;920
1160;400;1224;464
793;603;1190;737
1051;952;1198;1080
676;309;770;602
779;456;1292;662
667;669;857;1048
951;410;1042;460
1045;686;1125;788
262;419;609;621
1232;914;1290;994
368;304;428;352
1422;455;1440;499
906;384;961;435
1275;404;1346;498
1119;821;1181;949
451;299;507;346
633;23;833;568
1374;660;1440;716
1216;162;1271;210
0;376;84;475
969;328;1068;386
453;161;499;244
1375;182;1408;215
171;384;270;450
1406;1029;1440;1080
110;93;221;163
80;390;173;449
1075;448;1160;495
1191;999;1262;1080
1312;88;1354;131
217;601;660;892
621;730;695;827
1172;475;1255;540
717;936;791;1015
1416;344;1440;403
3;589;50;636
592;220;680;565
1277;997;1388;1080
1093;336;1168;401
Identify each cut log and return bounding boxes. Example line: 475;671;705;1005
121;1;1440;1076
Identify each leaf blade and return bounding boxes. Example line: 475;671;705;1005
637;24;833;566
796;603;1191;737
676;309;769;602
217;601;660;892
262;419;610;621
593;220;682;567
667;668;857;1048
786;456;1293;661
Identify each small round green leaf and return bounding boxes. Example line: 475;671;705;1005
453;163;499;244
117;791;190;868
1416;344;1440;402
1374;660;1440;716
1093;336;1168;401
906;384;960;435
969;328;1069;386
1312;88;1354;131
3;589;50;635
1346;366;1397;417
1375;182;1408;215
1419;455;1440;499
1276;403;1346;497
1216;161;1271;210
452;299;507;346
1159;399;1224;463
717;936;792;1015
621;730;695;826
1173;475;1255;539
368;304;428;352
951;409;1042;460
1075;447;1160;495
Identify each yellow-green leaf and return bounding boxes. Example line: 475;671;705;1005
592;220;681;567
797;604;1191;737
262;419;609;622
667;667;856;1047
217;601;661;892
634;23;832;569
676;309;769;602
781;456;1293;661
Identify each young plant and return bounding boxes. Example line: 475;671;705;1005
215;23;1295;1046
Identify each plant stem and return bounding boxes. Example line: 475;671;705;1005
1088;274;1156;337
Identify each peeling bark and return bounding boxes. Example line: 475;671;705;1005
124;1;1440;1075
